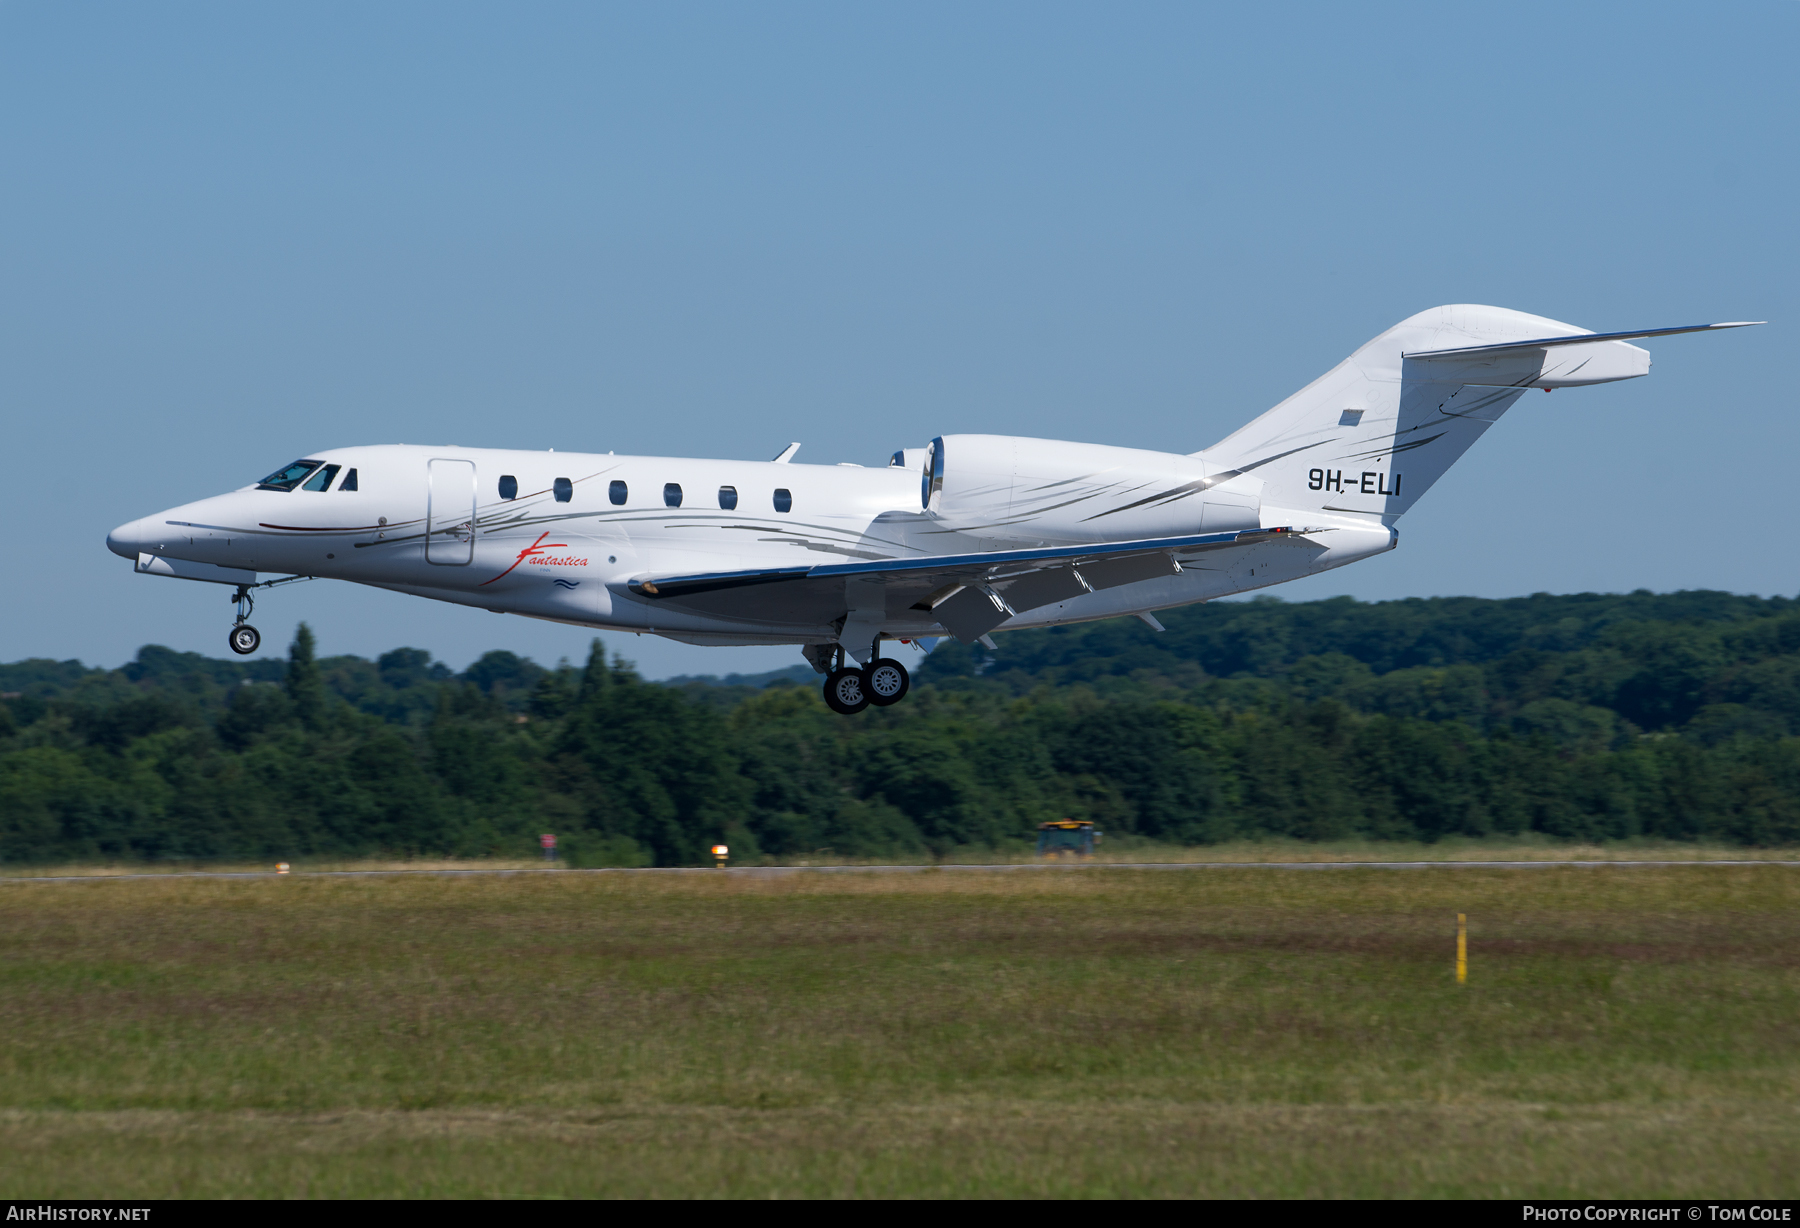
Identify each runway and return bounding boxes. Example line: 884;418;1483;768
4;859;1796;883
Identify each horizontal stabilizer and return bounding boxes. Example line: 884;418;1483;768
1405;321;1763;361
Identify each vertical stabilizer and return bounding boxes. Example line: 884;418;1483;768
1197;305;1654;522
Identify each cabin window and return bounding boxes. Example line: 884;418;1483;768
773;488;792;513
554;477;572;503
718;485;738;510
256;460;321;492
339;468;358;491
301;464;341;492
664;483;683;508
498;475;518;500
609;480;628;505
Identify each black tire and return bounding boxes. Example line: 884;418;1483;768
822;667;870;715
228;624;261;656
865;659;910;706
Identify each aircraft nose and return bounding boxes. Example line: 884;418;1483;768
106;515;160;560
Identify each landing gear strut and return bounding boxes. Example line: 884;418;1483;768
222;574;315;656
228;585;260;656
819;643;911;716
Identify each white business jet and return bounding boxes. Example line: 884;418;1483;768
107;305;1758;715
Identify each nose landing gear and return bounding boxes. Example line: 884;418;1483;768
221;573;314;656
228;585;260;656
819;644;912;715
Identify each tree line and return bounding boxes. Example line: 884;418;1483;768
3;588;1798;865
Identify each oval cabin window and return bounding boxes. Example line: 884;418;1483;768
553;478;572;503
609;480;628;506
498;475;518;500
773;488;792;513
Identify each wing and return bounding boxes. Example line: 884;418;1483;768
623;526;1308;642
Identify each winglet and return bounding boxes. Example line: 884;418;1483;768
771;442;801;463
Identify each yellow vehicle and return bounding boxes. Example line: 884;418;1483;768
1036;819;1100;859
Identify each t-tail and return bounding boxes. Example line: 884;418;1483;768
1199;305;1761;525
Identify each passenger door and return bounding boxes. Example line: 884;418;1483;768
426;458;476;565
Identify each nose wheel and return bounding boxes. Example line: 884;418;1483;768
228;584;260;656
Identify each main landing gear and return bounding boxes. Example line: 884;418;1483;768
228;585;260;656
821;646;911;716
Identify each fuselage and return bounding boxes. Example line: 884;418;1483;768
105;442;1395;647
104;307;1753;668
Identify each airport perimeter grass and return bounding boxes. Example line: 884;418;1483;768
11;836;1798;876
1;864;1797;1197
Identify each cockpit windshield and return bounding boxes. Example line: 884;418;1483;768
257;460;323;492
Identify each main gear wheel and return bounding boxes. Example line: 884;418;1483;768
822;667;870;715
865;659;910;706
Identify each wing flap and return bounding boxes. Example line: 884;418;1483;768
992;565;1090;611
932;585;1015;642
925;552;1186;644
1077;551;1183;591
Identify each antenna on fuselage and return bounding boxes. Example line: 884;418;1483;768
771;442;801;463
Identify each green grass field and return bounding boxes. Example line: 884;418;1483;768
2;863;1797;1197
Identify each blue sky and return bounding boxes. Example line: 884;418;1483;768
2;2;1794;677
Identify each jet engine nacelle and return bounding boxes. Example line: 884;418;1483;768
921;434;1261;545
